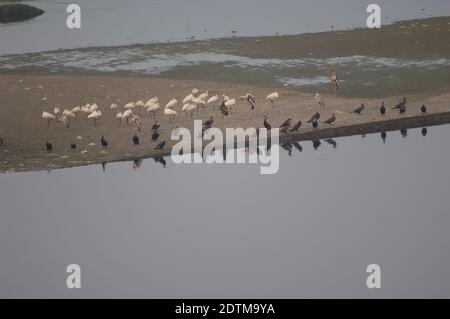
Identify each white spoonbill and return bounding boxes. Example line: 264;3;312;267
165;98;178;109
207;95;219;110
192;88;199;95
70;106;81;114
122;109;133;124
135;100;145;107
115;112;123;126
266;92;279;107
53;107;60;115
87;110;102;126
145;97;159;106
164;107;177;123
124;102;135;109
315;93;326;108
183;93;195;104
185;103;198;118
62;109;76;120
192;97;206;108
197;91;209;101
89;103;98;112
147;102;161;118
42;111;56;127
110;103;119;110
224;98;236;112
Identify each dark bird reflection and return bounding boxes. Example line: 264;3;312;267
132;158;143;169
400;129;408;138
312;140;321;150
101;162;107;172
293;142;303;152
381;131;387;144
421;127;428;136
154;157;167;168
281;143;293;156
325;138;337;149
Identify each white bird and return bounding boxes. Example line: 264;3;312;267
62;109;76;119
42;111;56;127
130;114;143;131
87;110;102;126
122;109;133;125
315;93;326;108
207;95;219;110
164;108;177;123
192;97;206;108
115;112;123;126
192;88;199;95
224;98;236;112
165;98;178;109
197;91;209;101
54;107;60;115
124;102;135;109
147;102;161;118
266;92;279;107
89;103;98;112
110;103;119;110
183;93;195;104
185;103;198;117
70;106;81;114
223;95;230;102
145;97;159;106
181;103;191;112
135;100;145;107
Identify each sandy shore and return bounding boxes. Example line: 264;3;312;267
0;74;449;173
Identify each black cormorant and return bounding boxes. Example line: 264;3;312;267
289;121;302;132
351;103;365;114
312;120;318;128
45;141;52;152
421;104;427;113
307;112;320;123
152;130;160;142
263;116;272;130
380;102;386;115
101;136;108;148
155;139;166;150
133;134;140;145
70;143;76;150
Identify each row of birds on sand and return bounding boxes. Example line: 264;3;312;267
41;88;280;129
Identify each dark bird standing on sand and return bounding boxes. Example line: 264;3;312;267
155;139;166;150
392;97;406;110
152;121;160;130
289;120;302;132
263;116;272;130
323;113;336;125
101;136;108;148
219;102;229;117
133;134;140;145
351;103;365;114
399;104;406;114
421;104;427;114
203;116;214;129
307;112;320;123
280;118;292;131
380;102;386;115
152;130;160;142
70;143;77;150
312;120;318;128
45;141;52;152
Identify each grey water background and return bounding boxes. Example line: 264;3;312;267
1;126;449;298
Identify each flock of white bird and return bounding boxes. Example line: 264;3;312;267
41;87;317;130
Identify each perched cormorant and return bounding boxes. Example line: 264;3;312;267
280;118;292;130
392;97;406;110
351;103;365;114
219;102;229;116
70;143;77;150
152;130;160;142
400;129;408;138
307;112;320;123
155;139;166;150
380;102;386;115
325;138;337;148
312;120;318;128
421;128;428;136
323;113;336;125
132;134;140;145
152;121;160;130
312;140;321;150
263;116;272;130
381;131;387;144
292;142;303;152
203;116;214;129
421;104;427;114
399;104;406;114
289;120;302;132
280;125;290;134
101;136;108;148
45;141;52;152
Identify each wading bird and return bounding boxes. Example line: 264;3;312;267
183;93;195;104
122;109;133;125
421;104;427;113
219;102;229;117
165;98;178;109
322;113;336;125
88;110;102;126
54;107;60;115
42;111;56;127
392;97;406;110
101;136;108;148
266;92;279;107
207;95;219;110
147;103;161;118
224;98;236;112
164;108;177;123
115;112;123;126
315;93;326;108
110;103;119;111
351;103;365;114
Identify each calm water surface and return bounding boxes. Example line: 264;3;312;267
0;125;449;298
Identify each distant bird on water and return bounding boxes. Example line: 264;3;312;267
307;112;320;123
392;97;406;110
101;136;108;148
263;116;272;130
289;120;302;132
421;104;427;113
351;103;365;114
380;102;386;115
155;139;166;150
132;134;140;145
45;141;52;152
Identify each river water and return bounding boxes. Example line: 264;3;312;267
1;125;449;298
